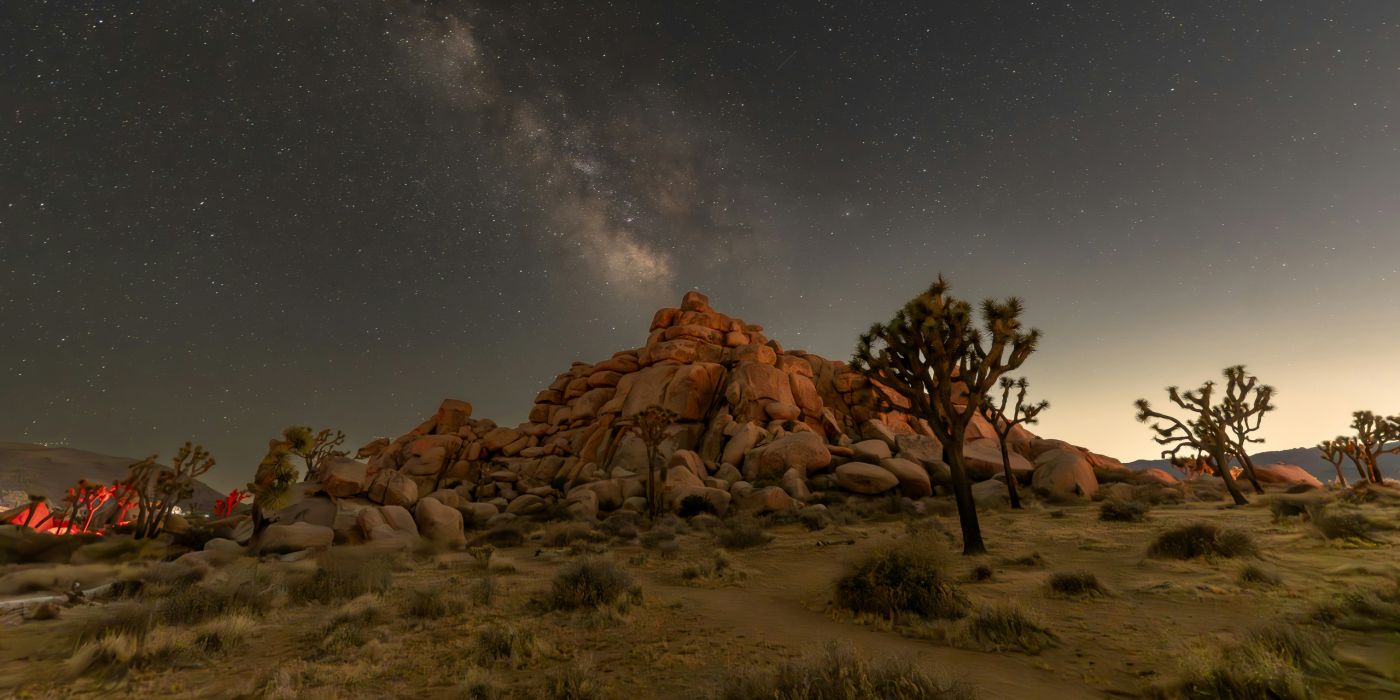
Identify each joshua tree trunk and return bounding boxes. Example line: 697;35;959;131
1236;452;1265;494
997;438;1022;509
1332;464;1349;489
1212;451;1249;506
945;443;986;555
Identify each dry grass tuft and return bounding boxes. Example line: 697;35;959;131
1046;571;1107;597
835;538;969;620
1237;564;1282;587
1099;500;1149;522
716;641;974;700
1151;624;1337;700
549;557;638;611
286;548;395;605
1148;523;1257;560
955;605;1057;654
716;516;773;550
473;623;540;667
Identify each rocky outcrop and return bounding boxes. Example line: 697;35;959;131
304;291;1132;533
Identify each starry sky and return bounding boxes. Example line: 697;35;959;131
4;1;1400;492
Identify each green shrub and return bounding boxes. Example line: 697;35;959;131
1148;524;1257;560
549;557;637;610
1046;571;1106;597
834;538;969;620
956;605;1057;654
716;516;773;550
716;641;974;700
1099;500;1149;522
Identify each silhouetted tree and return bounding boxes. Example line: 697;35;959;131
852;275;1041;555
1136;382;1249;506
977;377;1048;509
1335;411;1400;484
124;442;216;539
619;405;678;520
283;425;347;482
1219;365;1275;494
1317;439;1349;488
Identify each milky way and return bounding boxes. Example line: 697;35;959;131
4;1;1400;490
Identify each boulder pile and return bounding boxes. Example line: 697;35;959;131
250;291;1310;550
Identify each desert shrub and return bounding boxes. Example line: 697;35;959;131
1153;624;1337;700
956;605;1057;654
153;577;271;624
1099;500;1149;523
969;565;994;583
798;508;831;532
1048;509;1068;519
716;641;973;700
1311;508;1378;541
1312;580;1400;631
639;528;677;550
1148;524;1257;560
69;535;169;564
549;557;637;610
461;668;500;700
678;494;718;518
1237;564;1282;587
834;538;969;620
310;596;385;659
716;516;773;550
538;500;577;522
1046;571;1106;597
473;576;497;606
78;602;156;643
1001;552;1045;568
190;613;257;653
681;551;733;582
287;549;394;605
403;588;465;619
543;522;597;547
544;660;606;700
474;623;539;666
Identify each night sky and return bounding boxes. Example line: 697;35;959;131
4;2;1399;492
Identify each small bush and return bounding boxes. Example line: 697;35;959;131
1238;564;1282;587
474;624;539;666
544;660;606;700
717;641;973;700
681;551;733;582
798;508;831;532
403;588;465;619
969;565;994;583
1001;552;1046;568
190;613;257;653
78;602;156;644
956;605;1057;654
153;577;271;624
1047;571;1106;597
639;528;677;550
287;549;395;605
1312;581;1400;631
1099;500;1149;522
543;522;597;547
716;516;773;550
549;557;637;610
1148;524;1257;560
835;538;969;620
678;494;718;518
1311;508;1378;541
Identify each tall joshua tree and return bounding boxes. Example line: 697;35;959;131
283;425;347;482
977;377;1048;510
249;439;297;533
852;275;1041;555
1219;365;1276;495
1317;438;1349;488
124;442;216;539
1135;382;1250;506
619;405;678;520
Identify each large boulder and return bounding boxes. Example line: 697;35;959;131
414;497;466;547
368;469;419;507
852;439;893;463
321;457;372;498
1134;468;1180;486
1252;463;1323;490
753;431;832;479
972;479;1012;510
434;398;473;434
735;485;796;514
963;439;1034;480
721;422;765;468
1031;448;1099;501
879;458;932;498
257;522;334;555
894;433;943;467
835;462;899;494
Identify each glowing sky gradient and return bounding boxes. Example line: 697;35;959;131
4;2;1399;491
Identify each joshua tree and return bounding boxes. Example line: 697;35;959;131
1135;382;1249;506
124;442;216;539
1317;438;1349;488
1332;411;1399;484
619;405;678;520
852;275;1041;555
249;439;297;532
976;377;1048;509
1219;365;1276;495
283;425;347;482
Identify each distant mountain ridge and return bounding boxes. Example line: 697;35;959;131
0;442;224;511
1127;445;1398;484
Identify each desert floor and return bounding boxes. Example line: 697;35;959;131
2;493;1398;699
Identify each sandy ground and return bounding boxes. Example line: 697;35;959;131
2;495;1398;699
